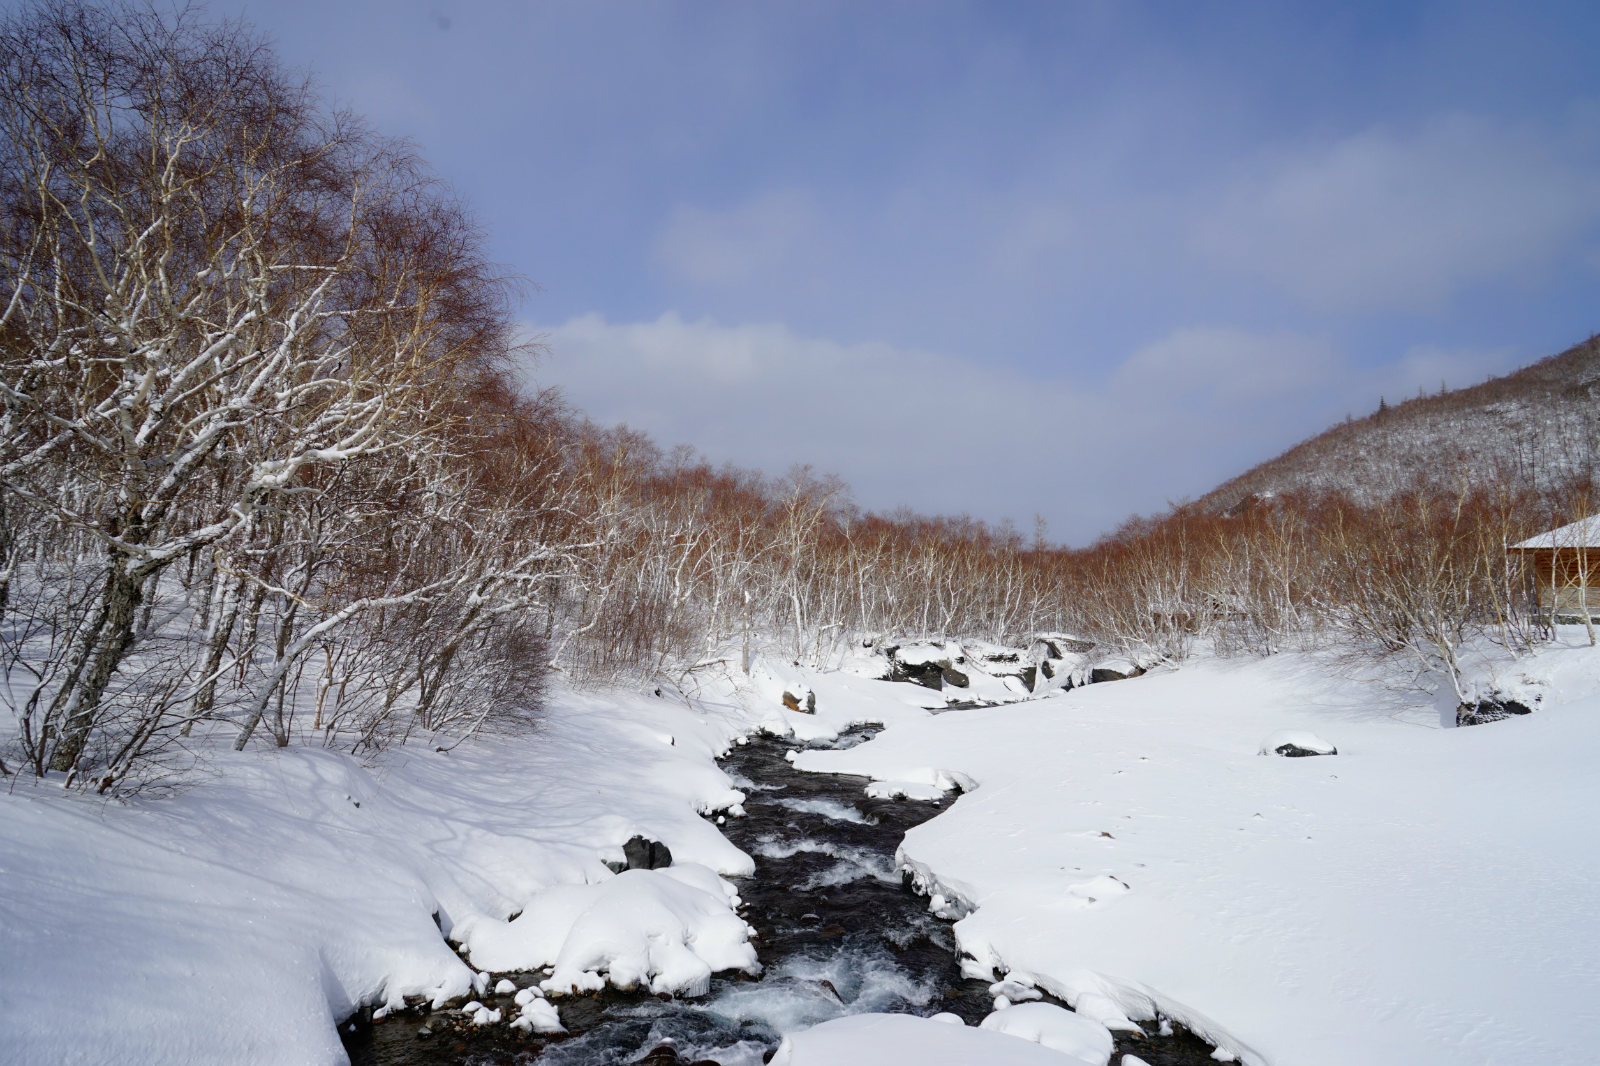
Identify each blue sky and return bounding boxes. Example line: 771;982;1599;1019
216;0;1600;543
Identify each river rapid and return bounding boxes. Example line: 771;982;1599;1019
343;727;1220;1066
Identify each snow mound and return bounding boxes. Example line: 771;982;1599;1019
991;977;1044;1001
1257;729;1337;757
517;997;565;1033
1067;874;1132;908
894;643;955;667
768;1012;1099;1065
459;865;757;996
980;1002;1116;1066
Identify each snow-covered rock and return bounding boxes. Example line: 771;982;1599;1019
492;978;517;995
518;997;565;1033
864;779;946;800
991;977;1044;1001
1257;729;1336;757
470;865;760;997
980;1002;1116;1066
768;1011;1099;1065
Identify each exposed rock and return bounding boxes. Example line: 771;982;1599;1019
1457;699;1534;727
889;658;946;690
1090;666;1146;684
941;666;970;688
780;689;818;713
622;835;673;870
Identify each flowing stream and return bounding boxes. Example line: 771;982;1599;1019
344;727;1220;1066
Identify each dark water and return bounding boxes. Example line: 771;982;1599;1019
343;728;1220;1065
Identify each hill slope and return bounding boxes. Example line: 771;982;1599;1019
1199;336;1600;511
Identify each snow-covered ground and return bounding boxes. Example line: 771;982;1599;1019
787;634;1600;1066
0;688;772;1066
3;633;1597;1065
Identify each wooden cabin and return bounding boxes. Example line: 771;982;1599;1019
1509;516;1600;622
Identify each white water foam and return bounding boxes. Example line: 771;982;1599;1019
752;837;901;887
772;797;878;824
703;945;938;1035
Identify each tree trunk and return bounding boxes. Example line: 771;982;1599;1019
48;564;145;772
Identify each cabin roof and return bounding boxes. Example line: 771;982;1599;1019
1511;515;1600;550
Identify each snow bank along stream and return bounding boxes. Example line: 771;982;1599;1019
342;726;1221;1065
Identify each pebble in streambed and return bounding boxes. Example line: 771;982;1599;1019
341;727;1222;1066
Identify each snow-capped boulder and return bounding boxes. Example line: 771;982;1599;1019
990;977;1043;1002
980;1001;1116;1066
1258;729;1337;757
517;997;564;1033
459;865;757;997
768;1012;1097;1065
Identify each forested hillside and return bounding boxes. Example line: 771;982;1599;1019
1200;337;1600;512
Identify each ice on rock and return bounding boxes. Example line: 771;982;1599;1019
493;978;517;995
980;1002;1116;1066
1258;729;1336;757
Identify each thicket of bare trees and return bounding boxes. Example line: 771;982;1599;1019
0;2;570;788
0;4;1585;791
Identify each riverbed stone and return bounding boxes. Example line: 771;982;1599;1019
623;835;673;870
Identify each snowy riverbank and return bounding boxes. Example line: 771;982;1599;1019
3;634;1598;1065
789;634;1600;1066
0;688;773;1066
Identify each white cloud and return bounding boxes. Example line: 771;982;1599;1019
1195;114;1600;311
654;189;822;286
523;313;1522;543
